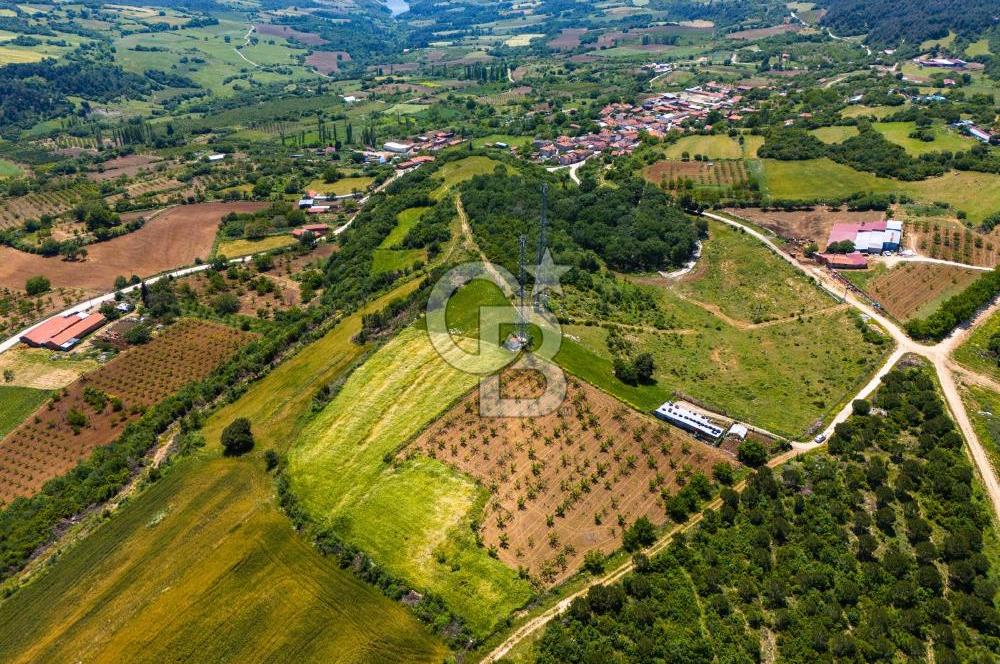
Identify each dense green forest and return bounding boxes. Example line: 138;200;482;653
535;365;1000;662
460;169;704;275
818;0;997;47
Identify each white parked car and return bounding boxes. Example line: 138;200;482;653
814;433;826;444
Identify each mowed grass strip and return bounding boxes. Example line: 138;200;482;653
381;207;430;249
0;279;447;664
0;386;49;439
288;326;534;634
809;125;858;144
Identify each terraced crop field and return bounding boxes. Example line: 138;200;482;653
0;319;254;504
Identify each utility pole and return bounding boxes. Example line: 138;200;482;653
534;183;549;312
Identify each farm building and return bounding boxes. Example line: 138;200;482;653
383;141;414;154
654;401;724;440
306;206;332;214
292;224;330;238
298;198;314;209
826;220;902;254
22;311;106;351
815;252;868;269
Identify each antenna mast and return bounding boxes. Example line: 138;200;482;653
517;234;528;343
534;183;548;311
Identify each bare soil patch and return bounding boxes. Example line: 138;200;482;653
88;154;162;181
305;50;352;75
405;371;736;586
548;28;586;50
0;201;267;291
0;319;254;504
254;23;327;45
725;207;885;244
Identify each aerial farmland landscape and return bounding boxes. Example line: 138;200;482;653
0;0;999;662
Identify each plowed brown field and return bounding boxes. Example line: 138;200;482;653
0;201;267;291
405;370;736;586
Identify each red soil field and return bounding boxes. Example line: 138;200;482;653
0;319;255;504
0;201;267;292
254;23;327;45
305;50;352;75
405;371;736;586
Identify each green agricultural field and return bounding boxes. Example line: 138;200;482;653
382;206;430;249
873;121;977;156
741;134;765;158
113;19;316;96
216;234;296;258
432;156;504;199
0;280;447;664
966;39;991;57
0;386;48;439
0;158;22;178
840;104;905;119
809;125;858;144
288;326;533;635
372;247;426;273
677;221;831;322
551;221;889;437
961;386;1000;477
663;134;742;160
472;134;532;149
901;171;1000;224
954;309;1000;384
762;158;897;199
0;46;43;64
305;176;374;196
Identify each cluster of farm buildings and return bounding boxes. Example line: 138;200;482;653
532;82;753;165
815;219;904;269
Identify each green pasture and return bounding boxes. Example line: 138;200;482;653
381;206;430;249
0;159;23;178
840;104;905;119
287;327;533;635
551;221;889;437
471;134;532;149
954;310;1000;385
962;386;1000;478
662;134;743;160
216;234;296;258
432;156;505;199
304;176;374;197
809;125;858;144
372;248;426;273
0;386;48;439
873;121;978;156
677;221;832;322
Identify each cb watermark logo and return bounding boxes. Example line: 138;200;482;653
425;251;569;417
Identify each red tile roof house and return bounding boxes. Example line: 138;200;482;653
22;311;106;351
292;224;330;238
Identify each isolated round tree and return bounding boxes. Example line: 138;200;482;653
221;418;254;456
